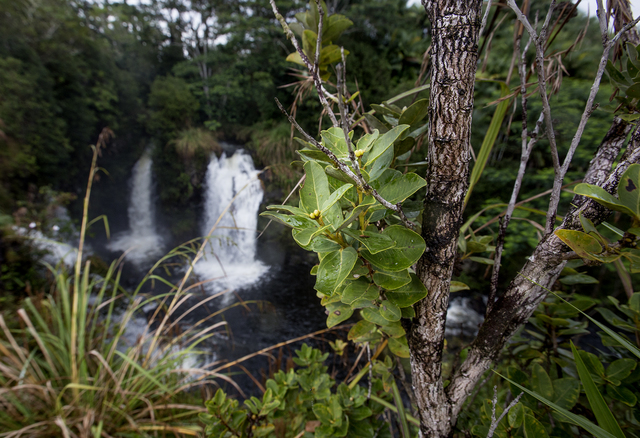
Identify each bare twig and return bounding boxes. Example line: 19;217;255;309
487;32;540;314
508;0;640;235
487;389;524;438
269;0;339;127
478;0;494;39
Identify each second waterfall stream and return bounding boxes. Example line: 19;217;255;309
194;150;268;297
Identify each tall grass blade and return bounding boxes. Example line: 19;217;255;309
391;380;411;437
114;350;171;393
464;82;510;207
494;371;617;438
570;342;626;438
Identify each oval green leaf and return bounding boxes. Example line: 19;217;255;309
379;300;401;322
361;225;426;272
341;278;379;305
326;302;353;328
342;229;396;254
388;336;410;358
372;269;412;290
315;247;358;296
348;320;376;341
385;274;428;308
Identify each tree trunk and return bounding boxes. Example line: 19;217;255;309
406;1;482;436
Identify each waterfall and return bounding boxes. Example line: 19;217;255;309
108;150;163;265
194;150;267;295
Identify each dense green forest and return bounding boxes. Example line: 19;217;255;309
1;0;640;436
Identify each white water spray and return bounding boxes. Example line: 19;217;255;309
194;150;267;295
108;150;163;265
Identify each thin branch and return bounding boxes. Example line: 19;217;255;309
275;98;414;228
314;0;322;72
507;1;561;233
270;0;339;127
478;0;494;39
487;31;539;314
487;390;524;438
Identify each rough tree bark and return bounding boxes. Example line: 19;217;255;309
406;1;640;436
406;1;483;436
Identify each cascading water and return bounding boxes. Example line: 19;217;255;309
108;149;163;265
194;150;267;296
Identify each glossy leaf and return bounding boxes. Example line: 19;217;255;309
356;130;380;154
386;274;428;308
372;269;411;290
266;204;309;216
559;274;599;285
508;403;524;429
348;320;376;341
321;14;353;44
341;279;378;305
378;321;405;338
606;359;637;384
574;183;636;217
304;236;342;253
450;281;470;292
315;247;358;296
368;145;394;182
398;99;429;127
376;173;426;204
379;300;401;322
342;229;396;254
606;384;637;406
293;225;332;247
388;336;410;358
618;163;640;216
326;302;353;328
523;414;549;438
361;307;389;326
301;161;332;214
555;229;603;260
363;125;409;167
553;378;580;410
260;211;317;229
361;225;426;272
321;184;353;213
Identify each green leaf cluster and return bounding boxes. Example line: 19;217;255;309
201;344;398;438
477;292;640;438
262;102;430;356
286;1;353;80
605;43;640;121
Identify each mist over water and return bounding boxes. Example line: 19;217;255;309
108;149;164;265
194;150;268;296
